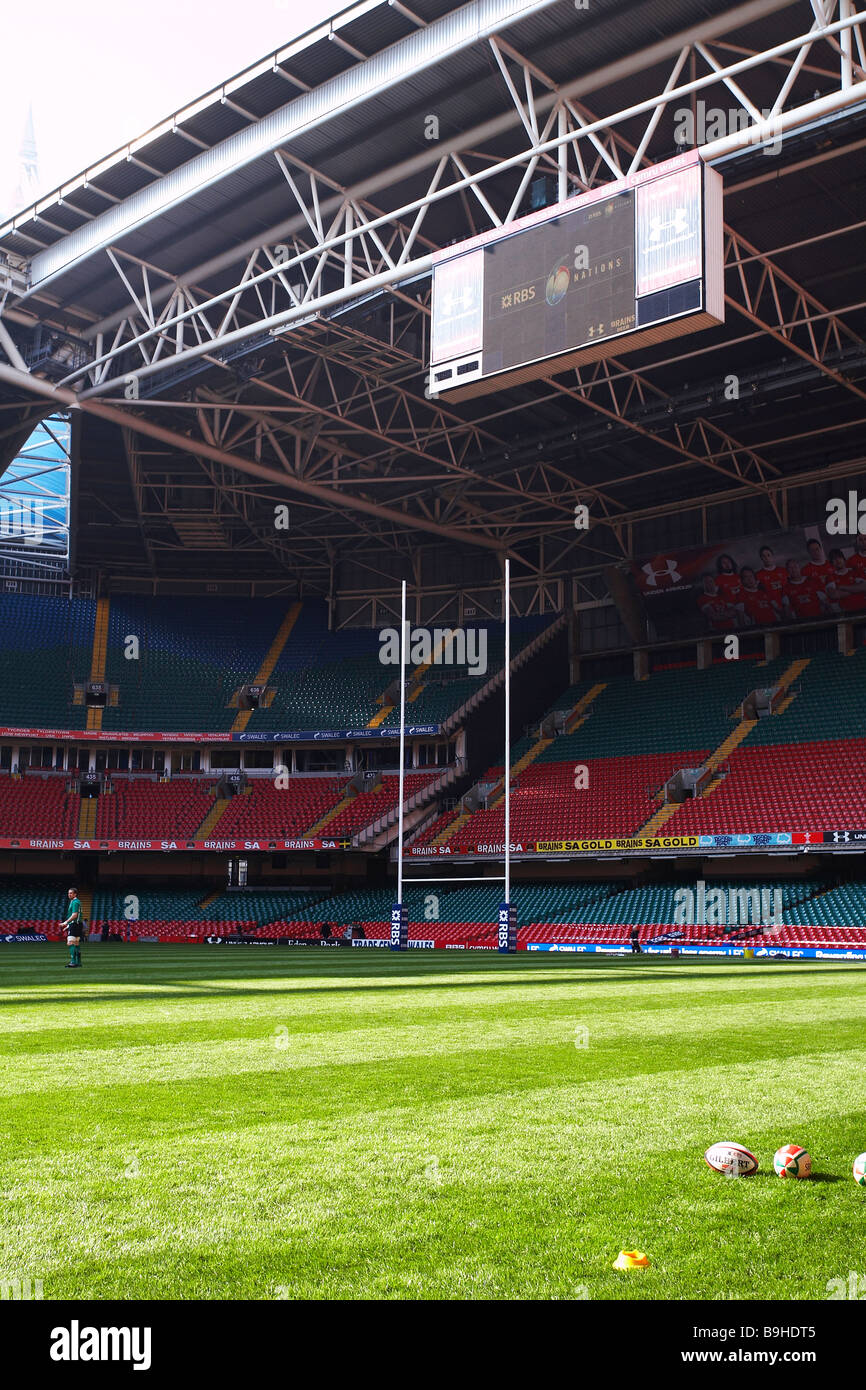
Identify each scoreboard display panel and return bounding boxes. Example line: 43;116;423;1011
428;152;723;402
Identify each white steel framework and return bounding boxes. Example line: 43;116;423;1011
0;0;864;597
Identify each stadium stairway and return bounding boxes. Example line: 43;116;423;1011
638;802;682;837
430;613;565;737
352;769;461;849
405;631;462;706
194;796;231;840
638;659;812;835
564;681;608;732
232;601;303;733
486;682;608;810
706;714;758;773
77;798;97;839
635;717;760;835
487;736;553;807
367;629;457;727
767;657;811;716
433;807;471;845
305;792;355;836
86;597;110;732
705;658;811;780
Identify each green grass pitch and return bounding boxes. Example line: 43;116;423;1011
1;946;864;1300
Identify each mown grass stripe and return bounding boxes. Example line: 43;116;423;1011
3;949;865;1300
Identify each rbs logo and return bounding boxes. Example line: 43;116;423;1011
498;904;515;953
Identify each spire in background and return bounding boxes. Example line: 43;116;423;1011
12;105;40;212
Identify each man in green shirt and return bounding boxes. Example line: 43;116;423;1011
60;888;84;969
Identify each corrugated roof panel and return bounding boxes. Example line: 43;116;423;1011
22;0;563;288
335;3;419;53
269;37;365;90
1;0;848;347
181;102;259;148
0;1;748;253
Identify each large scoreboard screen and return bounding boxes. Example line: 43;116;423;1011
428;152;723;401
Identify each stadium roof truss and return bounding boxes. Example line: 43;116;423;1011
0;0;865;598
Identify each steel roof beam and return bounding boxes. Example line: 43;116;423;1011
0;360;515;555
33;0;797;340
57;13;866;399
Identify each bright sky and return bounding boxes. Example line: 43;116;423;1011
0;0;345;218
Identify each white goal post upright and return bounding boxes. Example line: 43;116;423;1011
398;576;407;902
499;556;517;952
391;579;408;950
504;556;510;906
393;566;515;952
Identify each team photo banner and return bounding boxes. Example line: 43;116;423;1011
628;514;866;641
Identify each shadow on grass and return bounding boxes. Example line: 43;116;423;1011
7;1036;866;1160
1;952;863;1014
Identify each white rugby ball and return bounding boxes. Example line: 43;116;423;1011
704;1141;759;1176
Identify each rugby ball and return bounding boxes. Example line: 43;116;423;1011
852;1153;866;1187
704;1142;759;1176
773;1144;812;1178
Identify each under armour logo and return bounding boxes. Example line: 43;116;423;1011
834;831;850;843
642;557;682;588
649;209;689;241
